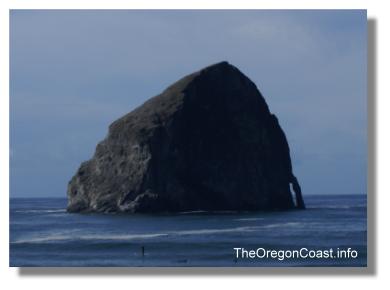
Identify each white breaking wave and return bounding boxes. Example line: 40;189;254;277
12;235;73;244
172;226;255;235
235;218;265;222
11;232;169;244
11;227;254;244
260;222;302;229
15;209;66;214
11;222;305;244
80;233;169;241
178;210;208;215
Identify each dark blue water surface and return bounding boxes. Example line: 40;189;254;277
10;195;367;267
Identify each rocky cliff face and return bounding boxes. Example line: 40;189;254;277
67;61;305;213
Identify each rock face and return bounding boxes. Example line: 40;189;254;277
67;61;305;213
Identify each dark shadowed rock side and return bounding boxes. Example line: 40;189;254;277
67;61;305;213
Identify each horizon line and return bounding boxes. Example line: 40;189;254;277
9;193;368;199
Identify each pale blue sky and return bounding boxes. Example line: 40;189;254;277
10;10;367;197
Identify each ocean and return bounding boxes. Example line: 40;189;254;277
9;194;367;267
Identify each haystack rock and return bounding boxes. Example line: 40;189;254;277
67;61;305;213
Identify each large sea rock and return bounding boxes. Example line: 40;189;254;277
67;61;305;213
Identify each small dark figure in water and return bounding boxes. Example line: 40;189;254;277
141;246;145;258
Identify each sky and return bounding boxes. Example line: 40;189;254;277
10;10;367;197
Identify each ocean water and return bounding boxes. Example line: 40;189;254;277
9;195;367;267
